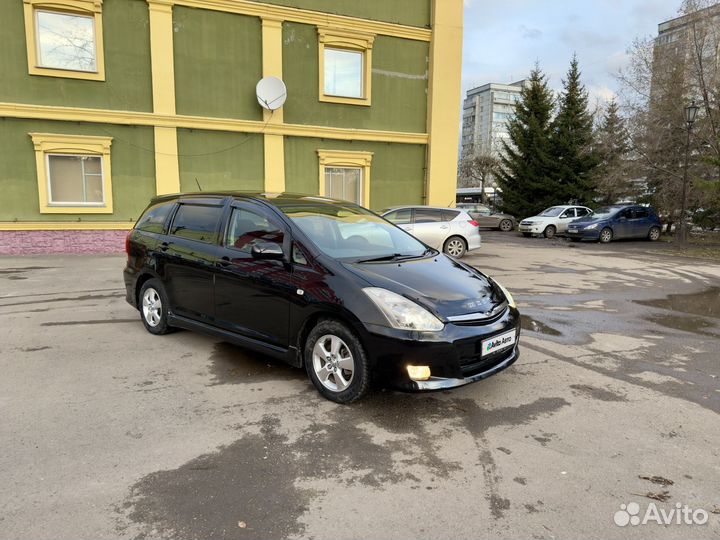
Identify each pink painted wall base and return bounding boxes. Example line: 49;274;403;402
0;230;128;255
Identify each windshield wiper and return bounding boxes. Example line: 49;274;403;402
358;248;436;264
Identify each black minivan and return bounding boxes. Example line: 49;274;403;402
124;193;521;403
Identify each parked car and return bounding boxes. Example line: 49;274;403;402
566;204;662;243
124;193;520;403
457;203;517;232
518;205;593;238
380;206;481;258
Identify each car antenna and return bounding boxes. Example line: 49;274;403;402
195;177;202;191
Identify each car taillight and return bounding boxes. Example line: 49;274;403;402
468;220;479;227
125;232;132;255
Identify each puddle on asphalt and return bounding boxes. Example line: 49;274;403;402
520;315;562;336
635;287;720;319
645;314;717;336
208;342;299;385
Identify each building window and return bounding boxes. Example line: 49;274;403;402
30;133;113;214
317;150;373;207
23;0;105;81
318;27;374;106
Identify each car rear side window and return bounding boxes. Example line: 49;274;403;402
633;208;649;219
442;210;460;221
414;209;444;223
576;208;590;217
169;204;222;243
226;207;284;253
135;201;174;234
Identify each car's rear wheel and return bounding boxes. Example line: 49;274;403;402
599;227;613;243
443;236;467;258
543;225;557;239
648;226;661;241
304;319;370;403
139;279;174;335
499;219;513;232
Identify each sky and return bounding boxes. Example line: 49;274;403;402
462;0;682;105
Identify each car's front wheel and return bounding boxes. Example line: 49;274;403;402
443;236;467;258
543;225;557;239
304;319;370;403
499;219;513;232
139;279;174;335
599;227;613;243
648;226;661;241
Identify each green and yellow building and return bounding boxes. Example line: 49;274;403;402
0;0;463;253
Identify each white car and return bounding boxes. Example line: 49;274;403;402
381;206;481;258
518;205;593;238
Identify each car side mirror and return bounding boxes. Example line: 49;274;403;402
251;241;284;260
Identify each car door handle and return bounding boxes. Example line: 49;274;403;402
159;241;169;252
440;225;449;229
219;256;231;267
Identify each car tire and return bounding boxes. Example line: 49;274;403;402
522;232;532;238
648;226;661;241
138;278;174;335
443;236;467;258
543;225;557;239
304;319;370;404
599;227;613;243
499;219;513;232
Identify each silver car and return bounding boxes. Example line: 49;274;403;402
381;206;482;258
457;203;517;232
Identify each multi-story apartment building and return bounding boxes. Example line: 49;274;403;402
460;80;525;158
0;0;463;253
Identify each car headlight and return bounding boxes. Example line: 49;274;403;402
493;280;516;308
584;223;599;230
363;288;444;331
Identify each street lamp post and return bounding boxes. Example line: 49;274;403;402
679;100;699;243
491;181;498;211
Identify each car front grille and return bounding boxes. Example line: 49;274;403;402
458;344;516;376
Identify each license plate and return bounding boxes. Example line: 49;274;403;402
568;228;578;233
481;329;516;357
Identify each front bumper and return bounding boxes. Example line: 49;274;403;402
361;306;521;391
566;228;600;241
518;224;543;234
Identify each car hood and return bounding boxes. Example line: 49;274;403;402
343;255;505;319
522;215;552;222
571;215;607;224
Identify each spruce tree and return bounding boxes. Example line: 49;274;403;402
550;55;599;205
497;65;556;217
594;99;632;204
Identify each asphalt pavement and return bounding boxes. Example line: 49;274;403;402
1;231;719;539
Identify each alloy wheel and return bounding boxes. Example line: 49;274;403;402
600;228;613;243
649;227;660;241
142;287;162;327
312;334;355;392
499;220;512;232
445;238;465;257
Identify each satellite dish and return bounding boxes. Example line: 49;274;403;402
256;76;287;111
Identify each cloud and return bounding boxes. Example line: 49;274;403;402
520;25;543;40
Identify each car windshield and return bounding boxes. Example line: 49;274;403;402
592;206;618;217
539;207;564;217
278;200;428;262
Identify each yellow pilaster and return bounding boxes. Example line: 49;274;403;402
261;17;286;193
425;0;463;207
148;0;180;194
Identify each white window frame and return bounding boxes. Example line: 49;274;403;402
318;27;374;106
317;149;373;207
46;153;106;207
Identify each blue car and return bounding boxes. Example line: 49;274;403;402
566;204;662;243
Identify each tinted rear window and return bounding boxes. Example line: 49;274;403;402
169;204;223;243
414;209;444;223
135;201;175;234
442;210;461;221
